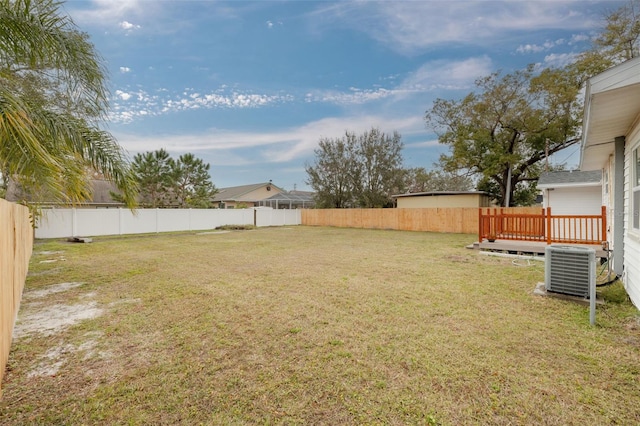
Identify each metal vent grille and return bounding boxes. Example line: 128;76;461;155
545;245;595;298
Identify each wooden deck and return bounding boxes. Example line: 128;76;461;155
469;239;608;258
478;207;607;246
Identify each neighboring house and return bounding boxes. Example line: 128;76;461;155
580;56;640;309
257;190;315;209
213;182;283;209
537;170;602;215
392;191;492;208
6;178;123;208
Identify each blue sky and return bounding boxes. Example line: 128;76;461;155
64;0;624;191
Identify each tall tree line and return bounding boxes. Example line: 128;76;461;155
305;128;474;208
118;149;218;208
305;128;405;208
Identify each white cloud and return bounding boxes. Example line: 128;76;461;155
516;38;567;54
569;33;591;44
115;90;132;101
303;57;492;107
109;87;293;123
119;20;141;31
310;1;602;54
516;44;546;54
400;56;493;92
305;87;395;105
69;0;146;25
543;52;578;68
109;55;492;121
114;114;426;165
266;20;283;29
405;139;440;149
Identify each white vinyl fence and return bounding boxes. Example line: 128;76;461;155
35;208;302;239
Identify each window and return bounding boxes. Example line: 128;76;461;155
634;147;640;229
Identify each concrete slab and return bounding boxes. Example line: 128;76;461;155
533;282;604;305
469;239;607;258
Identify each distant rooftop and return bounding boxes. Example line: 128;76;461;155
538;170;602;188
265;192;314;202
213;182;283;202
392;191;488;199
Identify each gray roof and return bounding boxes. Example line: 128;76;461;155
392;191;488;199
538;170;601;187
265;191;315;202
213;182;283;202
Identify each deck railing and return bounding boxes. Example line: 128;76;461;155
479;206;607;245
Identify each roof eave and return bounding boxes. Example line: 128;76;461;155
537;181;601;190
580;57;640;170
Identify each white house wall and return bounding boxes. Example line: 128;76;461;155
605;155;614;245
544;186;602;215
623;119;640;308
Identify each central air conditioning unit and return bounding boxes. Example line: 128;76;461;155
545;245;596;298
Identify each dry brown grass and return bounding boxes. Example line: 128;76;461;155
2;226;639;425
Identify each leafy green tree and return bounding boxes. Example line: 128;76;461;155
567;1;640;90
306;128;405;208
0;0;137;207
128;149;174;208
426;65;582;206
169;153;218;208
125;149;217;208
594;0;640;63
354;128;404;208
402;167;473;193
305;133;359;208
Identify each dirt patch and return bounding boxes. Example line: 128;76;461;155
26;333;107;378
22;282;85;300
15;282;103;339
13;301;103;338
35;250;65;256
13;282;107;379
37;254;67;264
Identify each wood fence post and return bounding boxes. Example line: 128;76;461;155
546;207;552;245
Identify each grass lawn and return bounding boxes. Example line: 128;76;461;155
1;226;639;425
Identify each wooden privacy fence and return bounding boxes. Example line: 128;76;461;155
0;199;33;396
479;206;607;245
302;208;481;234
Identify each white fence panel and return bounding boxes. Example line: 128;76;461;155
35;208;301;239
157;209;187;233
36;209;74;239
189;209;214;230
121;209;158;235
224;209;255;227
255;209;301;227
285;209;302;225
76;209;120;236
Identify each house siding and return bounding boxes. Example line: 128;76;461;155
624;119;640;308
605;155;614;245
